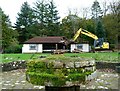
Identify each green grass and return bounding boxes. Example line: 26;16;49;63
0;52;119;63
64;52;119;62
0;53;50;63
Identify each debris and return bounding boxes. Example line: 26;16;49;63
34;86;39;88
39;86;45;89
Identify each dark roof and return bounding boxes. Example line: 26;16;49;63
24;36;67;44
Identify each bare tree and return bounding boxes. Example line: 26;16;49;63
102;1;109;16
67;8;79;16
109;1;120;15
81;7;90;19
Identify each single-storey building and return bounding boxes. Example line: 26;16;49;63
22;36;90;53
70;43;90;52
22;36;68;53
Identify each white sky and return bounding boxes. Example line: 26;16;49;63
0;0;115;25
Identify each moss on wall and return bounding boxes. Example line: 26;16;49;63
26;56;95;86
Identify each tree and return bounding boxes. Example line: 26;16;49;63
103;1;120;48
61;14;96;44
91;0;106;38
81;19;96;45
96;20;105;38
33;0;60;36
1;8;19;53
61;14;81;39
81;7;89;19
44;0;60;36
33;0;47;36
103;14;117;43
15;2;35;43
91;0;103;20
102;1;109;16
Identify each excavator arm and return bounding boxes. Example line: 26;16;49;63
73;28;98;41
73;28;109;50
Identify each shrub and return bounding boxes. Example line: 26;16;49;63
26;57;95;86
4;44;22;53
109;44;115;49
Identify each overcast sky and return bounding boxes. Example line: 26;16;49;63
0;0;115;25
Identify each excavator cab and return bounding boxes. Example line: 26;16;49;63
94;38;109;49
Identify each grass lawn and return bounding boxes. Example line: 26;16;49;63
0;52;119;63
0;53;50;63
64;52;119;62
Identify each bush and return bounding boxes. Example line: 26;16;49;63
4;44;22;53
109;44;115;49
26;59;95;86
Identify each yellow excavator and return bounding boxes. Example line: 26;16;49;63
72;28;109;51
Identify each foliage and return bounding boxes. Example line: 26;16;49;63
33;0;61;36
45;0;60;36
91;0;103;20
91;1;106;41
67;73;85;82
15;2;35;43
27;72;66;86
4;44;22;53
33;0;48;36
1;8;19;53
61;14;81;39
96;20;105;38
1;0;119;53
26;58;93;86
102;1;120;47
80;19;96;45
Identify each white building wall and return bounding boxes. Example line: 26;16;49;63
82;44;89;52
22;44;43;53
38;44;43;53
70;44;89;52
70;44;77;52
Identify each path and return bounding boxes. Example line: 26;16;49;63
0;69;119;90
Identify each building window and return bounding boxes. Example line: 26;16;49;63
29;44;37;50
77;44;83;49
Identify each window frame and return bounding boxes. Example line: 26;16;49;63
29;44;37;50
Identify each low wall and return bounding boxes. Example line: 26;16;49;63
96;62;120;70
1;60;26;71
26;58;96;86
1;61;120;72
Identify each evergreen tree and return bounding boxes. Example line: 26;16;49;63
44;0;60;36
1;8;19;53
33;0;48;36
96;20;105;38
91;0;105;38
15;2;35;43
91;0;103;20
34;0;60;36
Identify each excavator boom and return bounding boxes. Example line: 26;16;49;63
73;28;109;50
73;28;98;41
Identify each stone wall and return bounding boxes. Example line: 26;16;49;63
26;58;96;86
1;60;120;72
1;60;26;71
96;62;120;70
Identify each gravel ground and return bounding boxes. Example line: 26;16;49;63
0;69;120;90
